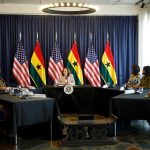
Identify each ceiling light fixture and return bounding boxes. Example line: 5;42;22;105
41;2;97;15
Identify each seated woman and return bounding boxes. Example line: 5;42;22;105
0;76;6;90
0;78;10;124
137;65;150;89
126;64;141;88
0;76;11;91
58;67;75;86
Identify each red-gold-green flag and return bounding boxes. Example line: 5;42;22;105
30;41;46;87
67;40;84;85
101;40;117;86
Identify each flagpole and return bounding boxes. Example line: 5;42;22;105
90;33;92;40
100;73;107;85
37;32;38;41
107;32;109;41
55;32;57;40
101;33;109;86
19;32;21;41
74;33;76;41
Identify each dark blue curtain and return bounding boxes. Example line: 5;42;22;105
0;15;138;86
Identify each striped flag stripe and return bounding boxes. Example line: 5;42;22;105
13;58;30;87
85;59;101;86
48;34;64;84
49;57;63;77
84;59;100;86
84;34;101;87
48;58;63;83
84;69;97;87
15;58;30;83
12;40;31;88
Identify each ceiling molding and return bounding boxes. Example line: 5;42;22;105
0;0;141;5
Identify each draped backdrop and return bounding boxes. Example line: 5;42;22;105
0;15;138;86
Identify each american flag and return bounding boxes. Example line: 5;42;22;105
84;35;101;87
12;40;31;87
48;34;63;84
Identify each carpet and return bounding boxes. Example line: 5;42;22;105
0;120;150;150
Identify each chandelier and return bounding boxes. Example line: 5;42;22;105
40;2;97;15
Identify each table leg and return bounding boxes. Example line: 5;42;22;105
114;122;116;137
50;120;53;146
15;134;17;145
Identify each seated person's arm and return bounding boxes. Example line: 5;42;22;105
57;75;67;85
139;77;150;88
0;86;7;90
68;74;75;86
126;75;141;88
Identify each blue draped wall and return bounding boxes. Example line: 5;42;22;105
0;15;138;86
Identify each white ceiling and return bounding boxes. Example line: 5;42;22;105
0;0;149;5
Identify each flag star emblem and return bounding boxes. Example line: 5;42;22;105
72;61;77;67
101;40;117;86
105;62;110;67
67;40;84;85
36;64;41;70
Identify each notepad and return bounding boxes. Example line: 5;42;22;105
31;94;46;98
144;95;150;98
124;89;135;94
